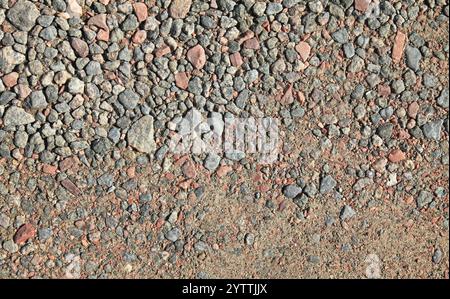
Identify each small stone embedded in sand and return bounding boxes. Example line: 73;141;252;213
127;115;156;154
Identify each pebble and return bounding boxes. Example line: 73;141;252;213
405;46;422;71
283;184;302;199
339;205;356;221
319;175;336;194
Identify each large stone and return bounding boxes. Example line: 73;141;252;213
67;77;85;94
283;185;302;199
118;89;140;110
71;38;89;58
187;45;206;70
0;46;26;73
3;106;35;127
169;0;192;18
67;0;83;18
6;0;39;31
392;31;407;63
319;175;336;194
13;223;36;245
422;120;443;141
127;116;156;154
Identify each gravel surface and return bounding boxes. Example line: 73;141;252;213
0;0;448;279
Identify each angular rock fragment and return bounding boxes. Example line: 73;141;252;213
3;106;35;127
127;116;156;154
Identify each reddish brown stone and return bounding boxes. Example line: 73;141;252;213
13;224;36;245
175;72;189;90
392;31;407;63
2;72;19;88
169;0;192;19
97;29;109;41
71;37;89;58
388;149;406;163
132;30;147;44
408;102;420;118
67;0;83;18
230;52;243;67
133;2;148;22
216;165;232;177
182;160;197;179
280;84;294;105
297;91;306;104
243;37;260;50
155;45;171;57
355;0;371;12
88;14;108;31
378;84;391;97
127;166;136;178
42;164;58;175
187;45;206;69
59;156;79;172
61;179;82;196
295;41;311;62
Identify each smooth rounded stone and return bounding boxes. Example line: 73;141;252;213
6;0;40;31
422;120;443;141
319;175;337;194
405;46;422;71
118;89;140;110
204;153;221;171
127;115;156;154
282;184;302;199
339;205;356;221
